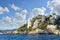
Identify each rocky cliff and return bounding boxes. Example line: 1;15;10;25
15;13;60;35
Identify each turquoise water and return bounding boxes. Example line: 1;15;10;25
0;34;60;40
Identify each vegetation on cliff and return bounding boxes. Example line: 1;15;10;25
16;13;60;34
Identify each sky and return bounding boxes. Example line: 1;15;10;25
0;0;60;30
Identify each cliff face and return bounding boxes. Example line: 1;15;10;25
16;14;60;35
27;15;45;29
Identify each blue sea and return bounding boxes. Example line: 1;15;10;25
0;34;60;40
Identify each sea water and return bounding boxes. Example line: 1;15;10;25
0;34;60;40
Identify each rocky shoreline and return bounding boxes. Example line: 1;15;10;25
13;28;60;35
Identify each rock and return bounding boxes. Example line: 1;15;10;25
28;28;45;34
13;30;19;34
53;30;59;35
47;25;57;32
27;15;45;29
32;19;40;29
27;18;35;28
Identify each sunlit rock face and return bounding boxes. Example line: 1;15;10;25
28;28;42;34
47;25;57;32
27;19;32;28
50;14;57;24
13;30;18;34
27;15;45;29
41;15;45;22
53;30;59;35
32;15;45;29
27;18;35;28
32;19;40;29
35;15;45;22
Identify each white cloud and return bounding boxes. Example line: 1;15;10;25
15;13;23;20
0;20;5;25
30;7;46;18
0;6;9;14
11;4;20;11
15;10;27;24
47;0;60;15
15;9;28;24
2;16;12;24
21;10;28;19
21;9;28;14
5;7;9;12
0;9;28;30
0;6;46;30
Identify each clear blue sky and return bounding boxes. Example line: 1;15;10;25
0;0;52;30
